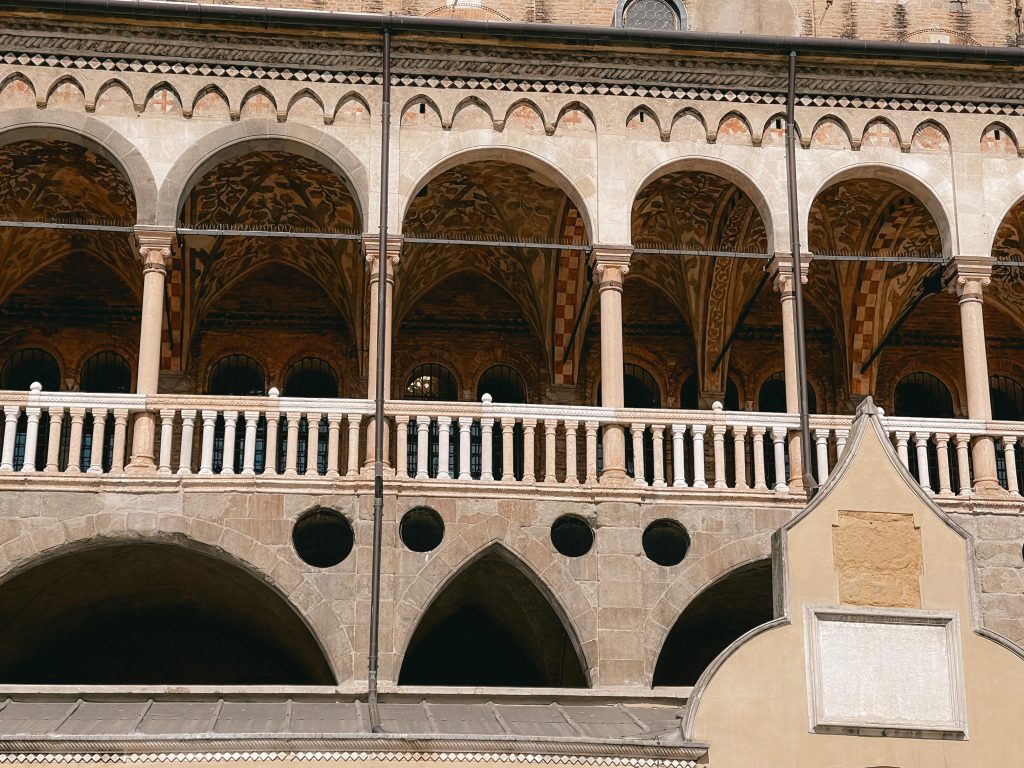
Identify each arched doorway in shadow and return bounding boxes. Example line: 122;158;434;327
0;541;335;685
653;559;773;687
398;546;588;687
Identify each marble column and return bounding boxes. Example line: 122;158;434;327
770;254;810;492
364;235;402;469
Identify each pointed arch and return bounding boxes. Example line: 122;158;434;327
861;116;904;150
44;76;85;109
554;101;597;133
910;119;950;153
397;542;590;687
714;111;754;145
502;98;547;133
809;115;853;150
286;88;326;122
401;94;443;128
190;83;231;120
332;91;372;122
143;81;182;115
239;86;278;120
450;95;494;130
671;107;709;142
759;112;788;147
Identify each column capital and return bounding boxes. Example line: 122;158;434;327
134;226;176;273
363;234;403;275
945;255;993;298
589;244;632;286
768;252;810;294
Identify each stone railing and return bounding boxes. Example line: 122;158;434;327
1;386;1021;500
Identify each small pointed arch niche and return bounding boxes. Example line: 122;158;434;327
398;544;589;688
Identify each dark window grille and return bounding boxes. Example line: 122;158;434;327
405;364;457;401
895;372;954;493
208;355;266;396
758;372;818;486
478;365;527;481
990;376;1024;489
80;352;131;393
284;358;338;398
0;349;60;391
405;364;459;479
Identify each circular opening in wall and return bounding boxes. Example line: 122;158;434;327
400;507;445;553
550;515;594;558
292;508;353;568
643;519;690;567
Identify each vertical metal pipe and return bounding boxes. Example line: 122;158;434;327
368;21;391;734
786;51;817;498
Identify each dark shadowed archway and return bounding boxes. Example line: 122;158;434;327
653;559;773;687
0;541;335;685
399;546;588;688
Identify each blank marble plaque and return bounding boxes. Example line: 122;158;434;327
805;608;966;736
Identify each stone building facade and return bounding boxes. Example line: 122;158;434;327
2;0;1024;765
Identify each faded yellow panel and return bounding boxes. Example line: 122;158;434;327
833;510;922;608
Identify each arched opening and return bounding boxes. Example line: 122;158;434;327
403;363;460;479
894;371;956;493
78;351;133;471
653;559;773;687
478;364;528;481
0;349;61;471
991;375;1024;490
399;547;587;687
0;542;334;685
283;357;338;475
208;354;265;474
595;364;661;483
757;372;817;413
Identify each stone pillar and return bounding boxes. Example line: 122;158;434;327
947;258;1000;494
590;245;632;483
128;227;175;472
364;235;402;469
770;254;810;491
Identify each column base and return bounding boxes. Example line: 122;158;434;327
124;457;156;475
972;479;1009;499
599;469;635;488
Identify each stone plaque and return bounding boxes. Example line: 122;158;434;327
833;510;922;608
805;608;966;737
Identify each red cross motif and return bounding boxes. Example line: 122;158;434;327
151;89;175;114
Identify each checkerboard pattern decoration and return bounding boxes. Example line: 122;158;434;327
552;207;587;386
161;254;183;372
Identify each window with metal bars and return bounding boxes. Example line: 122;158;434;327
895;372;956;494
0;349;60;391
991;375;1024;490
284;357;339;399
405;364;459;479
80;351;131;394
477;365;527;481
208;355;265;474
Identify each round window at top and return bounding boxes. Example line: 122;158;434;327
642;519;691;567
292;508;354;568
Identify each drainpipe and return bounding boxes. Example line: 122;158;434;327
785;51;817;498
367;21;391;735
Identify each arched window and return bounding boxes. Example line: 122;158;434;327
477;365;527;404
616;0;685;30
208;355;265;396
757;372;817;414
0;349;60;391
680;372;698;409
283;357;338;398
405;364;457;401
623;364;661;409
80;351;131;393
991;375;1024;421
893;372;954;418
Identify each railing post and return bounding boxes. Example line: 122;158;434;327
346;415;361;478
935;433;953;496
894;431;911;469
671;424;687;488
480;416;495;481
691;424;708;489
177;409;196;475
1;405;20;471
44;407;64;473
284;412;301;477
395;415;409;480
1006;436;1021;496
459;417;473;481
305;413;321;477
326;414;342;479
712;424;727;489
584;421;599;484
86;408;107;474
521;418;537;484
751;425;767;491
631;423;646;486
415;416;430;480
835;428;849;462
814;428;830;485
564;420;579;485
198;410;217;475
436;416;452;480
732;425;748;490
501;418;515;480
20;402;42;473
543;420;557;484
221;410;238;476
110;409;129;473
242;411;260;476
651;424;666;488
158;410;175;474
955;433;973;497
914;432;932;492
770;426;788;493
263;411;280;477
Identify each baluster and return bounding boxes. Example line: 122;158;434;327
564;420;579;485
894;431;911;469
459;417;472;481
480;416;494;481
914;431;932;492
771;426;787;493
394;415;409;480
521;418;537;484
1005;436;1021;496
242;411;260;476
671;424;688;488
935;433;953;496
651;424;666;488
584;421;599;484
177;409;196;475
631;423;646;486
1;405;20;471
221;410;238;476
501;418;515;480
751;426;767;491
732;425;748;490
198;410;217;475
415;416;430;480
544;420;557;484
835;428;849;462
326;414;342;479
158;410;175;474
110;409;129;473
44;407;64;473
814;428;830;485
87;407;108;474
304;412;321;477
691;424;708;489
955;433;972;497
282;412;300;477
346;415;361;478
21;405;42;473
263;412;280;477
436;416;452;480
712;424;727;489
